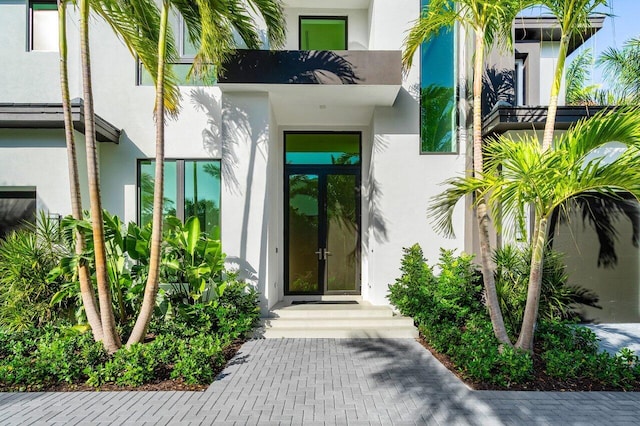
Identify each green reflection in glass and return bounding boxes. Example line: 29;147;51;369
300;18;347;50
286;133;360;165
185;161;221;239
420;0;456;153
326;174;358;292
288;174;319;293
139;63;215;86
140;160;177;228
139;160;220;238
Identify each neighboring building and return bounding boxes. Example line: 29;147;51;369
0;1;634;321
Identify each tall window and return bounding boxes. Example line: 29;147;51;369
299;17;347;50
29;0;58;52
138;160;221;238
0;190;36;239
515;57;526;106
420;0;456;153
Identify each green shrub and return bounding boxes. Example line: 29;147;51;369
171;334;224;384
0;214;72;331
494;245;600;334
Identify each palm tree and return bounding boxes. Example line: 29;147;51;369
57;0;104;341
598;37;640;105
403;0;532;346
431;108;640;351
539;0;607;151
79;0;122;352
126;0;286;345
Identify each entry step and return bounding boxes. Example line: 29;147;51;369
259;302;418;339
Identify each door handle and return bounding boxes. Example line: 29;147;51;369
315;248;332;260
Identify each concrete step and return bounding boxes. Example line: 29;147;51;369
260;302;418;339
261;325;419;339
269;303;394;319
264;316;415;329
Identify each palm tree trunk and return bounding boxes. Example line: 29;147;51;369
515;216;548;351
127;0;169;345
472;30;512;347
541;36;569;151
79;0;121;353
58;0;103;341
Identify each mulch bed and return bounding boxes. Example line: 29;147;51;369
2;340;244;392
417;334;640;391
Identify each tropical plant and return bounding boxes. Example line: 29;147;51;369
565;48;602;105
403;0;533;346
431;108;640;351
0;214;72;331
598;37;640;105
493;245;600;334
160;216;225;306
128;0;286;346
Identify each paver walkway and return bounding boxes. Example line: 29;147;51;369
2;338;640;425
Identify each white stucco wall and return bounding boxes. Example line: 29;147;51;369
220;93;274;312
0;129;91;216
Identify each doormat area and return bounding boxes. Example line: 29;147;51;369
291;301;359;305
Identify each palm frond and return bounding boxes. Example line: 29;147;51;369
91;0;181;116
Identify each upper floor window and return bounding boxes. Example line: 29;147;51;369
514;57;526;106
138;15;212;86
29;0;58;52
420;0;456;153
299;17;347;50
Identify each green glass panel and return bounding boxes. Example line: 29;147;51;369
325;174;358;292
32;2;57;10
286;133;360;165
300;18;346;50
139;63;215;86
288;174;320;293
420;0;456;153
185;161;221;239
139;160;177;228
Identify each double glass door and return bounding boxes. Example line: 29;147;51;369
285;168;360;294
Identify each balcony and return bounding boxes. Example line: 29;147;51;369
482;105;611;138
218;49;402;109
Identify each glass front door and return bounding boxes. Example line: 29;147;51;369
286;170;360;294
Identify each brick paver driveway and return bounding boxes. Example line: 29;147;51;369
2;338;640;425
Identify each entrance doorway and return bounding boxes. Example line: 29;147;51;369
284;132;361;295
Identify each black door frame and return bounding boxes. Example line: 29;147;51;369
283;132;362;296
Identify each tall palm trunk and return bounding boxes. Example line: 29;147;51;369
79;0;121;353
516;216;548;350
58;0;103;341
517;24;570;352
541;35;569;151
127;0;169;345
472;30;512;346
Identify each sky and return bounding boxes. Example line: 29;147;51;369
521;0;640;85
